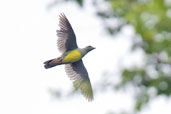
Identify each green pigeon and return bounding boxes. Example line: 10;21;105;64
44;13;95;101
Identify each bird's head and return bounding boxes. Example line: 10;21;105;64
85;45;95;52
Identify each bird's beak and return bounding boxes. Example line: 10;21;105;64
92;47;96;50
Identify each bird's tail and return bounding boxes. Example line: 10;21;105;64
44;57;63;69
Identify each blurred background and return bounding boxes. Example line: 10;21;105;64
0;0;171;114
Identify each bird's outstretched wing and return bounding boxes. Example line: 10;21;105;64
65;60;93;101
57;13;78;53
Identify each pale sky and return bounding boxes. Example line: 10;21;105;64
0;0;171;114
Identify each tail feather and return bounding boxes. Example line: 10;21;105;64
44;57;62;69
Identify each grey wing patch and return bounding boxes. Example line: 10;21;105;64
65;60;93;101
57;13;78;53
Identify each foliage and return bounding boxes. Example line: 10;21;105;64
110;0;171;111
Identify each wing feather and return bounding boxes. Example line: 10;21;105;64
65;60;93;101
57;13;78;53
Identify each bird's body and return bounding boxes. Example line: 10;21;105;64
44;13;95;101
63;49;82;63
44;47;94;68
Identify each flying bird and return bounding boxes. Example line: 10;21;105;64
44;13;95;101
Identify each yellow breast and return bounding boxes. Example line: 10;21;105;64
64;50;82;63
